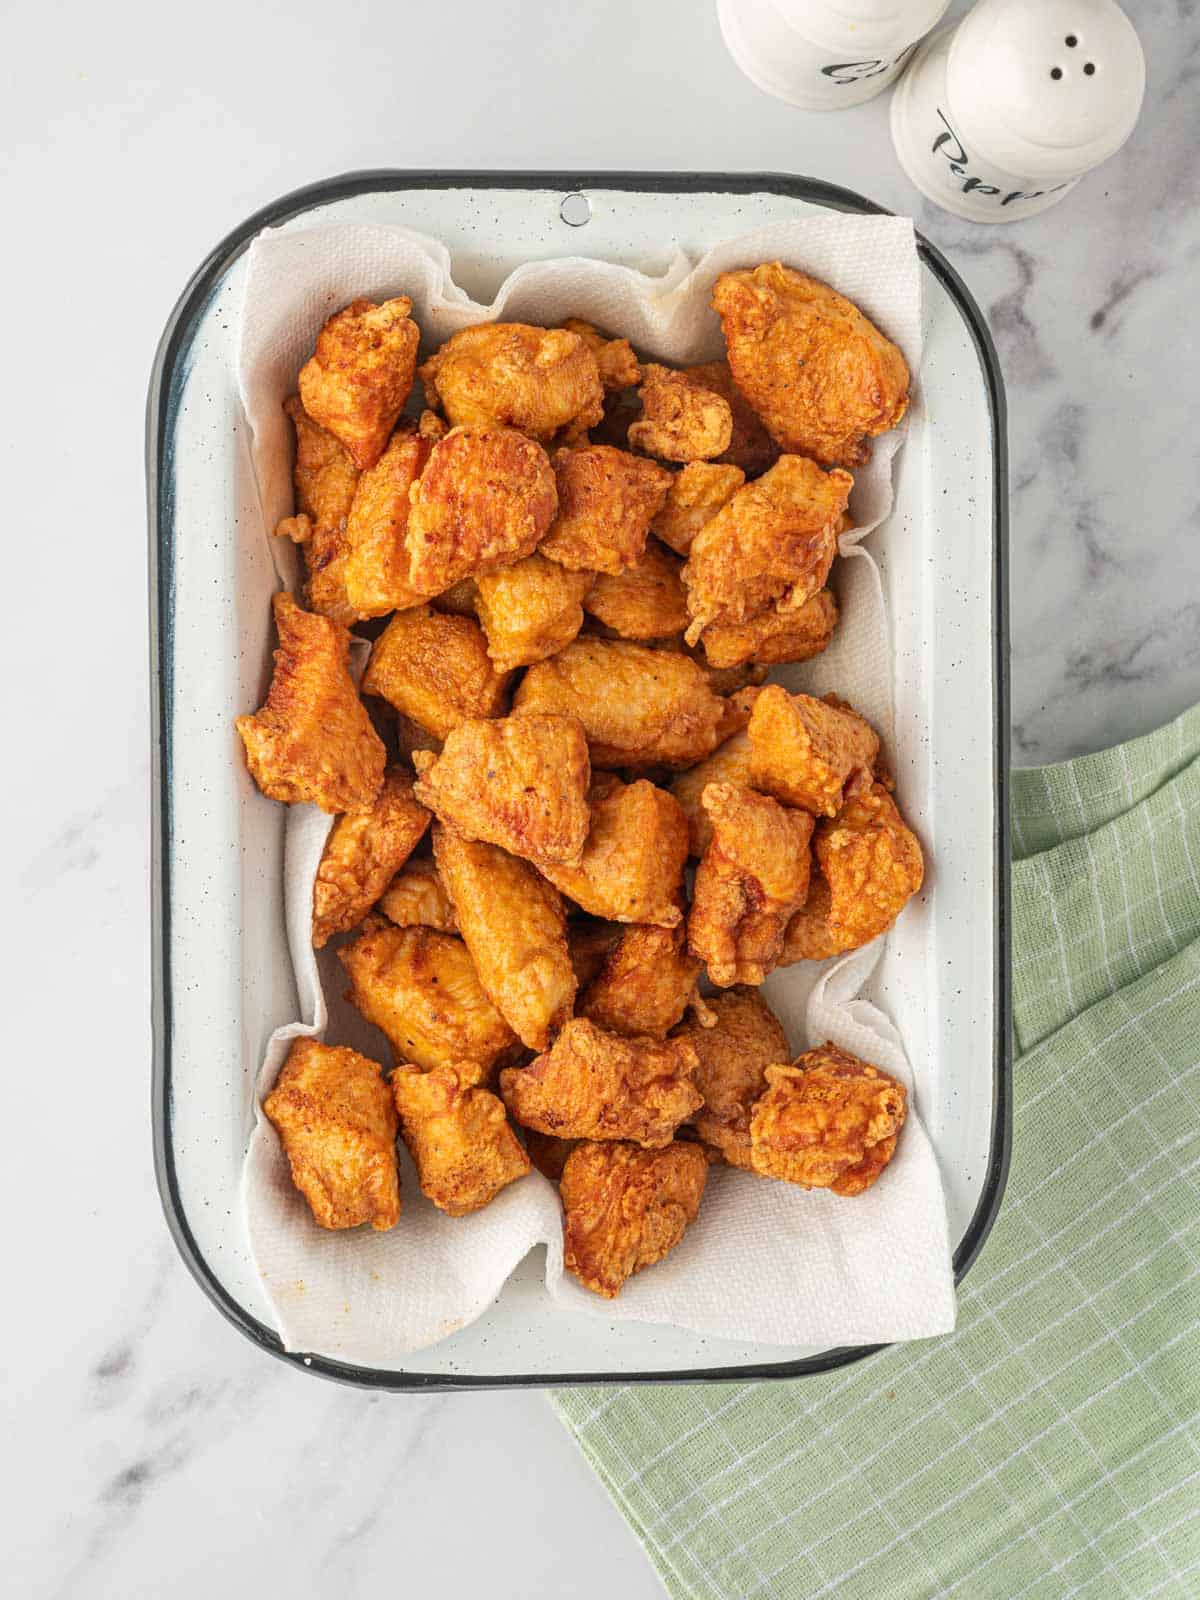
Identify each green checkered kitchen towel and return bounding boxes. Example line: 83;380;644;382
555;703;1200;1599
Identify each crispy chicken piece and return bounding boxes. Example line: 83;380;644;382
298;297;419;471
263;1039;400;1230
339;920;517;1079
311;768;431;947
500;1018;702;1147
628;365;733;463
284;394;361;531
567;919;625;989
236;592;386;813
523;1129;579;1183
579;922;709;1038
651;462;746;557
342;425;434;618
379;856;459;932
682;455;851;642
689;650;768;698
561;1140;708;1297
689;783;814;986
781;783;924;961
539;776;688;927
392;1066;530;1215
539;445;672;575
675;988;789;1171
474;553;592;672
275;513;357;628
393;714;442;763
405;425;558;596
747;686;879;817
432;577;479;616
749;1043;907;1194
699;589;838;670
712;263;910;469
683;361;780;477
433;822;575;1050
668;731;756;857
412;713;592;867
514;637;741;769
582;540;689;640
419;322;604;441
361;606;511;740
561;318;642;392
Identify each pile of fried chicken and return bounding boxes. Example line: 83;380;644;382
238;262;924;1298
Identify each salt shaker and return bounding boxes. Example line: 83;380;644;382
890;0;1145;222
717;0;953;110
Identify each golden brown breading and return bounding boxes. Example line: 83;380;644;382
405;425;558;595
539;776;688;927
474;553;592;672
781;782;924;961
236;592;386;813
342;425;433;618
263;1038;400;1230
628;365;733;462
523;1129;579;1182
682;455;851;641
339;920;518;1078
419;322;604;441
361;606;511;740
499;1018;702;1147
539;444;672;575
567;919;625;989
712;263;910;469
275;514;358;627
379;856;459;932
675;987;789;1171
311;768;431;948
692;654;769;698
699;588;839;670
393;714;442;763
433;822;575;1051
297;297;420;470
688;783;814;986
412;713;592;867
284;394;361;532
561;318;642;392
561;1140;708;1297
747;686;879;817
668;730;757;857
392;1066;530;1215
432;577;479;616
514;637;738;769
749;1043;907;1194
683;361;781;477
579;922;708;1038
582;540;689;640
651;462;747;557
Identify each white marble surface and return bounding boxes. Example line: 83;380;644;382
4;1;1197;1596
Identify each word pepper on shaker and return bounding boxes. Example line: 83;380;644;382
890;0;1145;221
717;0;952;110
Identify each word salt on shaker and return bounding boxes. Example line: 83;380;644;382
890;0;1145;221
717;0;952;110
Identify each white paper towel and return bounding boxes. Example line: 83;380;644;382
238;217;955;1363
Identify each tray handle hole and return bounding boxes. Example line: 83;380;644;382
559;191;592;228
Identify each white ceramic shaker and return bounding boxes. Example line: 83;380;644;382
890;0;1145;222
717;0;953;110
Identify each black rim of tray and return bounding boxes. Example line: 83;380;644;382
148;170;1012;1392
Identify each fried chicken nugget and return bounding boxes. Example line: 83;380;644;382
379;856;459;932
311;768;431;948
561;318;642;392
339;920;518;1079
474;553;592;672
432;576;479;616
668;731;757;857
361;605;512;741
276;513;358;628
514;637;742;770
712;263;910;469
392;1066;530;1215
683;361;781;477
298;297;420;470
524;1129;579;1183
405;425;558;596
699;588;839;670
433;822;575;1051
781;783;924;961
539;444;672;575
499;1018;702;1147
538;776;689;927
561;1140;708;1297
284;394;361;531
579;922;709;1038
582;539;689;640
263;1038;400;1231
342;425;434;618
412;713;592;867
674;988;789;1171
688;783;814;986
749;1043;907;1194
236;592;386;813
567;919;625;989
747;685;879;817
651;462;746;557
628;365;733;463
419;322;604;441
682;455;851;642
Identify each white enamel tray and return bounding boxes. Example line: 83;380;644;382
149;172;1011;1390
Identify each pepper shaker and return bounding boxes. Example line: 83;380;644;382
890;0;1145;222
